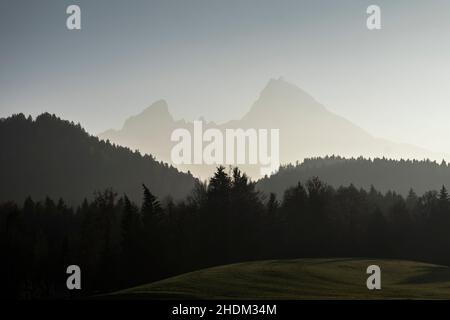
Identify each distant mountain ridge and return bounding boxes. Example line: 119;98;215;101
0;113;197;205
99;78;447;180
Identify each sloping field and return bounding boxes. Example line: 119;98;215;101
108;258;450;299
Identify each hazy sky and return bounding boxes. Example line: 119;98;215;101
1;0;450;153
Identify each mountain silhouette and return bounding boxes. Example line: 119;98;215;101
0;113;197;205
243;78;328;121
99;78;447;180
100;100;182;164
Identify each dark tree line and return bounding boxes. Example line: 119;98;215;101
3;166;450;299
257;155;450;197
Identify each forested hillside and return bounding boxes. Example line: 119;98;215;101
0;113;197;204
258;156;450;197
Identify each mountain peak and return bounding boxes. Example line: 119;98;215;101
122;100;173;131
141;99;170;116
242;78;324;122
260;78;317;103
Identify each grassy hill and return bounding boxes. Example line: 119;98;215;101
108;258;450;299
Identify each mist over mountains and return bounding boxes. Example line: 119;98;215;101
2;78;449;205
99;78;446;180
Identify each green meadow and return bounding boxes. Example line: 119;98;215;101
108;258;450;300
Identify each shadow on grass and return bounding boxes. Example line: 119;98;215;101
402;266;450;285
